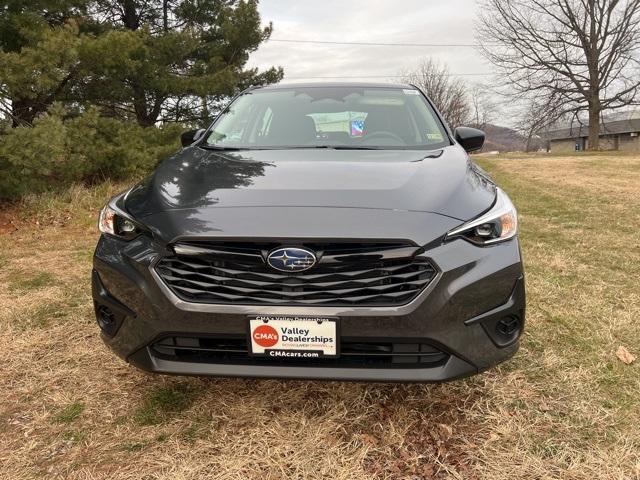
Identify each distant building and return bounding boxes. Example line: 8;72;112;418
546;117;640;153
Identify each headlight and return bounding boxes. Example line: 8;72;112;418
445;188;518;245
98;201;141;240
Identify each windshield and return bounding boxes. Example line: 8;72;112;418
203;86;450;150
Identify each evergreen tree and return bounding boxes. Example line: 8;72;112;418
0;1;91;125
0;0;282;127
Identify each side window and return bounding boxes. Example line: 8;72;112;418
257;107;273;138
408;97;446;144
208;100;259;145
398;106;422;143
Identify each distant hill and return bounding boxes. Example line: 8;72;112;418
473;124;542;153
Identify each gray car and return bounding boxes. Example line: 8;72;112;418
93;83;525;382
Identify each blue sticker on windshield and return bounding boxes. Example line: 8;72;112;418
351;120;365;137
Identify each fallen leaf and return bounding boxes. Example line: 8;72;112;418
360;433;378;447
437;423;453;440
616;346;636;365
419;464;436;477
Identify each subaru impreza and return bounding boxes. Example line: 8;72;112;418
93;83;525;382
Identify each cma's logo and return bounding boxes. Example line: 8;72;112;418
267;247;317;272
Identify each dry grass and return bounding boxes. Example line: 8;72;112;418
1;154;639;479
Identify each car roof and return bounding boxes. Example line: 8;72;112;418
249;81;417;91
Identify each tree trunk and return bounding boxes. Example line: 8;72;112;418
525;131;534;152
133;85;152;127
588;99;601;150
201;96;209;124
11;98;40;127
121;0;140;30
133;86;163;127
163;0;169;32
586;1;601;151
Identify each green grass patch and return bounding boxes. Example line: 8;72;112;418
62;430;87;444
72;246;95;264
53;402;85;424
134;384;194;426
181;424;200;444
9;271;56;291
14;292;86;330
23;305;54;329
120;441;148;452
20;181;128;218
474;150;636;161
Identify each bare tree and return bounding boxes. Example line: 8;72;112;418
515;96;566;151
469;83;498;130
478;0;640;150
401;58;471;128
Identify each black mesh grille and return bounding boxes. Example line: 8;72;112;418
150;335;449;369
155;241;437;306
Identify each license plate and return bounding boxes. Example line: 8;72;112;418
248;315;339;358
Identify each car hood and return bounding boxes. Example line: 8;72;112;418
125;146;495;223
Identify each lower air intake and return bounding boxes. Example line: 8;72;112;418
151;335;450;369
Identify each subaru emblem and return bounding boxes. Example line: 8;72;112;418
267;247;317;272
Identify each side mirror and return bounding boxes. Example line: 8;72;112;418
181;129;206;147
454;127;485;153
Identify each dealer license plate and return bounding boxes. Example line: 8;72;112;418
248;315;339;358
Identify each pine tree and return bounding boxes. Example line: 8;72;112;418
0;0;282;127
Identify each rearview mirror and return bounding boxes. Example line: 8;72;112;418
181;129;206;147
454;127;485;153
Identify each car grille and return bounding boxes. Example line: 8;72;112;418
150;335;449;369
155;241;438;307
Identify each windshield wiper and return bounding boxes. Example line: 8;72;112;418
276;145;384;150
198;145;252;151
198;145;435;151
326;145;384;150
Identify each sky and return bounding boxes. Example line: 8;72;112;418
247;0;492;86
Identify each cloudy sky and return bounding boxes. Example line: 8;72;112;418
247;0;492;85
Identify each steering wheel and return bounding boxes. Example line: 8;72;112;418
362;131;405;144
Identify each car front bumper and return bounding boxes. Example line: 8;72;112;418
92;234;525;382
